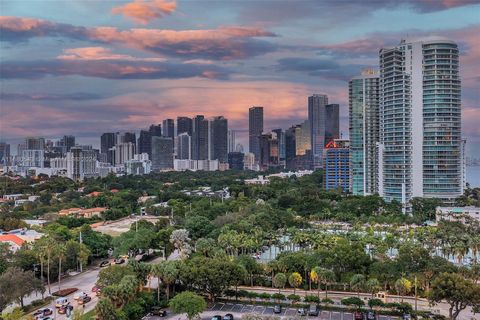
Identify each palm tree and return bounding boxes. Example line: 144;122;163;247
288;272;302;294
394;277;412;302
273;273;287;294
350;274;366;297
55;243;66;291
317;268;335;299
365;278;381;298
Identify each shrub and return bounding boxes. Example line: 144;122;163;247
304;295;320;303
321;298;334;304
341;297;365;307
271;293;285;301
368;298;385;308
237;290;249;297
287;294;301;302
52;288;77;297
224;289;237;297
259;293;271;300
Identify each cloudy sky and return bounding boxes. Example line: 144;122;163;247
1;0;479;156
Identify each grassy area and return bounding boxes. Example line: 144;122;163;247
81;309;96;320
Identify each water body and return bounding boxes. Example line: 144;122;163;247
467;166;480;188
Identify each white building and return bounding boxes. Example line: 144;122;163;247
436;206;480;224
173;159;219;171
379;37;463;212
244;153;259;171
22;150;44;168
66;147;97;181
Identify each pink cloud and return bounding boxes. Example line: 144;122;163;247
112;0;176;24
57;46;166;61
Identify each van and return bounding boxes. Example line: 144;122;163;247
308;305;319;316
55;297;68;308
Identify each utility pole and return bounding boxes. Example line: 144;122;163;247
79;231;83;273
414;275;418;312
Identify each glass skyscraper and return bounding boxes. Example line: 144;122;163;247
308;94;328;169
349;69;380;195
379;37;463;211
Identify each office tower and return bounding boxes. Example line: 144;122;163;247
60;135;76;152
296;120;311;156
228;152;244;170
176;133;191;160
308;94;328;168
0;142;10;165
22;150;44;168
235;143;244;153
149;124;162;137
162;119;175;138
177;117;192;136
323;139;350;192
112;142;135;166
285;126;297;169
272;129;286;164
101;132;116;164
25;137;45;150
228;130;236;153
192;115;209;160
209;116;228;162
379;38;462;210
244;153;259;171
349;69;380;195
325;104;340;145
66;146;97;181
249;106;264;163
117;132;136;146
151;136;174;170
138;130;152;157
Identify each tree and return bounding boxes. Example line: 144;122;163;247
350;274;366;297
97;265;136;288
316;268;335;299
153;260;180;300
429;273;480;320
394;277;412;302
95;297;117;320
170;229;192;259
288;272;302;294
169;291;206;320
366;278;381;298
273;273;287;293
56;243;66;291
0;267;44;309
1;307;28;320
236;255;262;287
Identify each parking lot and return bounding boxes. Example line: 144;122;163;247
145;303;401;320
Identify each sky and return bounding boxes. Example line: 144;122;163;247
1;0;479;157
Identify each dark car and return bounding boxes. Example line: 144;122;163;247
354;311;364;320
308;304;319;316
115;258;125;264
211;316;222;320
273;305;282;314
223;314;234;320
366;311;376;320
151;307;167;317
78;295;92;305
297;308;306;316
58;303;73;315
33;308;53;317
99;260;110;267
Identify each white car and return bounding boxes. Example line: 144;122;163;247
73;291;87;300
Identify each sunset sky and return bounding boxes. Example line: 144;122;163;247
1;0;479;156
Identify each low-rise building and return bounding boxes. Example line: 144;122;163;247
0;234;25;252
58;207;107;218
436;206;480;224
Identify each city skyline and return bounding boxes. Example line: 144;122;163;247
1;1;479;157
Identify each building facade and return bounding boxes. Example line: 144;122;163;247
209;116;228;162
323;139;350;192
249;106;264;163
152;136;174;170
308;94;328;168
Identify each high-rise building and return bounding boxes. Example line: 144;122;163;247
138;130;152;157
323;139;350;192
325;104;340;145
149;124;162;137
349;69;380;195
60;135;76;152
177;117;192;136
192;115;209;160
176;133;191;160
0;142;10;165
249;106;264;163
308;94;328;168
22;150;44;168
25;137;45;150
117;132;136;146
66;146;97;181
379;38;463;210
228;152;244;170
101;132;116;164
162;119;175;138
209;116;228;162
112;142;135;166
272;129;286;164
151;136;174;170
228;130;236;153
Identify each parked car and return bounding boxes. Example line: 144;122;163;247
58;303;73;314
99;260;110;267
74;291;87;300
273;305;282;314
115;258;125;264
297;308;306;316
55;297;69;308
354;311;364;320
211;316;222;320
150;307;167;317
78;295;92;305
33;308;53;317
308;304;319;316
223;313;234;320
365;311;376;320
92;286;100;293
